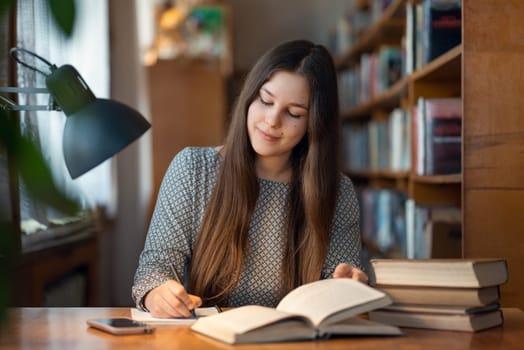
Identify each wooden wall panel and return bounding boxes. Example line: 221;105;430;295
463;191;524;307
463;0;524;308
147;60;227;210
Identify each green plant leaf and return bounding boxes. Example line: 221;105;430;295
0;0;79;323
0;0;14;19
47;0;76;37
0;111;80;215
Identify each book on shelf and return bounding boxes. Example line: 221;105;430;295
370;258;508;288
342;108;410;174
342;121;369;171
338;68;360;111
376;285;501;307
190;278;401;344
369;118;390;171
423;98;462;175
368;308;503;332
404;1;416;74
404;201;462;259
356;46;402;105
408;0;462;71
377;45;402;93
358;188;407;258
412;101;424;175
421;0;462;64
359;53;375;103
413;97;462;176
330;3;371;56
388;108;411;172
414;1;425;70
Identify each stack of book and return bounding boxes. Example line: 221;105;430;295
368;258;508;332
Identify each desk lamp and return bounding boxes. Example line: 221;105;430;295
0;47;151;178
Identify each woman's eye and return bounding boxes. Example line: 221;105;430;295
288;111;302;118
259;96;271;106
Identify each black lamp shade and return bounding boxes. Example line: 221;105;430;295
62;99;151;179
45;64;151;179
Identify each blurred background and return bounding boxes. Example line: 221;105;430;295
1;0;362;307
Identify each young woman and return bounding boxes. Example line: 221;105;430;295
132;40;366;318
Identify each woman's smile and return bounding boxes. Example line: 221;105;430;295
256;127;281;142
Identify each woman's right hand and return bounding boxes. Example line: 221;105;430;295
144;280;202;318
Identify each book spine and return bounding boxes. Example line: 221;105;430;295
359;188;407;257
424;0;462;64
423;98;462;175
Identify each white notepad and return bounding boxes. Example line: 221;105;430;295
130;306;221;325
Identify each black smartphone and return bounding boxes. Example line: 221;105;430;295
87;318;155;335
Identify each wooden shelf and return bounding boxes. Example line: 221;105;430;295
335;0;407;70
410;173;462;184
410;45;462;83
340;46;461;120
347;169;409;180
408;180;461;206
346;170;409;191
339;1;462;194
337;0;524;309
341;76;408;120
408;174;462;205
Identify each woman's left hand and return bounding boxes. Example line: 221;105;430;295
333;263;368;283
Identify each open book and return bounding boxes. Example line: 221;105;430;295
190;279;401;344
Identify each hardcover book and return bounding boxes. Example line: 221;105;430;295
370;258;508;288
376;285;500;307
369;308;503;332
381;302;500;315
422;0;462;64
190;278;401;344
423;98;462;175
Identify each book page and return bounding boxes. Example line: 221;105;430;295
191;306;315;344
199;306;309;334
276;279;390;327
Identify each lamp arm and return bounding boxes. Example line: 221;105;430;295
0;86;60;111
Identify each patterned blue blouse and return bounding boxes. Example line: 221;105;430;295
132;147;361;308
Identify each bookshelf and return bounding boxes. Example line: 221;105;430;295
336;0;524;308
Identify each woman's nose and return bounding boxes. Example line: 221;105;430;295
265;107;281;127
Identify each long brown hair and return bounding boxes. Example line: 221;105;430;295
188;40;341;305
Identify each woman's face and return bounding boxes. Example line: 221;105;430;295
247;70;310;164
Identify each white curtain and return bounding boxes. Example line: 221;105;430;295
15;0;113;228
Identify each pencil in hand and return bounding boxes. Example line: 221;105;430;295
169;263;197;319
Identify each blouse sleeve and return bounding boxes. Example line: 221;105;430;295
132;148;198;310
321;175;362;278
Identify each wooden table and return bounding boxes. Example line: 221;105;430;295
0;307;523;349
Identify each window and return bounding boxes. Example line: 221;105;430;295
13;0;113;249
